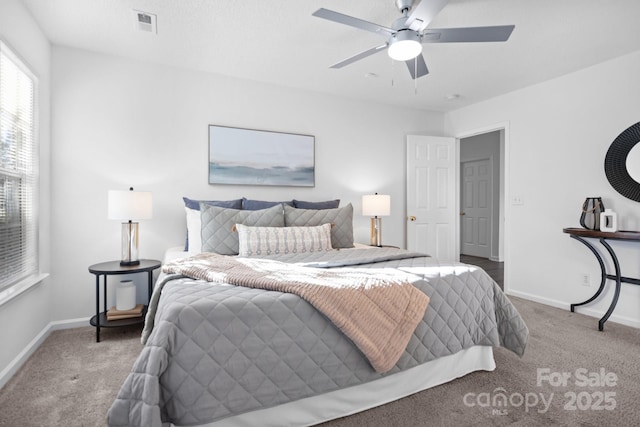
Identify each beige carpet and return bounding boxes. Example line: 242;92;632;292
1;297;639;427
0;326;143;427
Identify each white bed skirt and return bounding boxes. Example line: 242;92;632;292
171;345;495;427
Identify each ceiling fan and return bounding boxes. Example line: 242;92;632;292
312;0;515;79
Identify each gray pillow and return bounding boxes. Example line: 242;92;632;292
242;197;294;210
183;197;243;250
292;199;340;209
284;204;354;248
201;204;285;255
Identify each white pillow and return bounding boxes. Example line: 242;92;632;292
185;207;202;254
236;223;333;257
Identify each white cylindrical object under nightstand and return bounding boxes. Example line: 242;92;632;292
116;280;136;311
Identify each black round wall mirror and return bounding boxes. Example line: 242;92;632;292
604;121;640;202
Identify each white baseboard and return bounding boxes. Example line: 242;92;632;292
50;317;92;331
0;317;90;390
505;289;568;310
506;289;640;329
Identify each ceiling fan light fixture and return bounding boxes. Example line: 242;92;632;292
388;31;422;61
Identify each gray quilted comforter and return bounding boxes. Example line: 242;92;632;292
108;248;528;427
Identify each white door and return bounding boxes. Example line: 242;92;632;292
406;135;457;261
461;159;492;258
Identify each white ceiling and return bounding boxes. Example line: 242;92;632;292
20;0;640;112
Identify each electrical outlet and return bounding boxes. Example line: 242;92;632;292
512;195;524;205
581;274;591;287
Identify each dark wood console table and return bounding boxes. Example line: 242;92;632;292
563;227;640;331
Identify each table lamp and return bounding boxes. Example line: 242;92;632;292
108;187;152;266
362;193;390;247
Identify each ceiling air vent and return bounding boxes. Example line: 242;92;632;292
133;10;157;34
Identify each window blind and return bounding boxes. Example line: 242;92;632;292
0;42;38;291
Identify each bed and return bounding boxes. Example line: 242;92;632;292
107;200;528;427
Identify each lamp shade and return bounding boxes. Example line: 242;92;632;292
362;194;391;217
108;189;153;220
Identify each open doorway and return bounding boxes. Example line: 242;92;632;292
459;130;505;289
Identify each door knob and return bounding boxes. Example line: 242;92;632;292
409;216;416;221
460;212;466;216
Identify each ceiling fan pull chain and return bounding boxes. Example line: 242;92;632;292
391;58;395;87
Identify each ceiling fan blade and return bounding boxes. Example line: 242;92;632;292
405;54;429;79
330;44;388;69
406;0;449;32
422;25;515;43
312;8;394;37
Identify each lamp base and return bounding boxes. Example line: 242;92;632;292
121;221;140;266
370;217;383;247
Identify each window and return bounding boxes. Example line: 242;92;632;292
0;41;38;292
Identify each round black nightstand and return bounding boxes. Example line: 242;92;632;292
88;259;161;342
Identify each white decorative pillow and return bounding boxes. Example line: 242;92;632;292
185;207;202;254
236;223;334;257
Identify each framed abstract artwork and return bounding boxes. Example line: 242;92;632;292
208;125;315;187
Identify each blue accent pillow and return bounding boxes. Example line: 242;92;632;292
293;199;340;209
242;197;294;210
183;197;242;211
